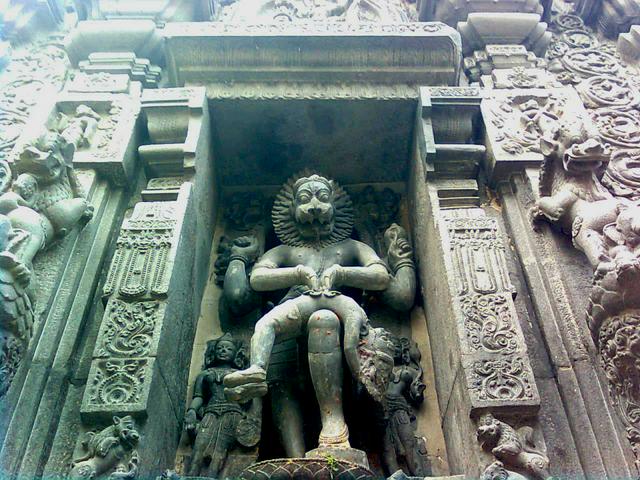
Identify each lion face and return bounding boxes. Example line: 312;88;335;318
477;414;500;445
292;177;335;241
113;415;139;448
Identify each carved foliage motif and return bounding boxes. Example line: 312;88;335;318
95;300;164;358
443;212;538;410
469;357;536;402
599;312;640;464
460;294;520;355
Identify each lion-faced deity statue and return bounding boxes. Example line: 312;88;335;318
272;171;354;249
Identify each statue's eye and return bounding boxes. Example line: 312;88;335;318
318;193;329;202
297;194;311;203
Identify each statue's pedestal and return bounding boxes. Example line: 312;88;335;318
239;457;374;480
305;446;370;470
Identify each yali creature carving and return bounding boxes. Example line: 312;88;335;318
0;108;95;396
477;413;549;480
222;171;413;454
70;415;140;479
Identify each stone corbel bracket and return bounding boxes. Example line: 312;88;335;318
64;20;164;87
418;87;485;185
138;87;208;180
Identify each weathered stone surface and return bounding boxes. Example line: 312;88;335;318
163;22;461;85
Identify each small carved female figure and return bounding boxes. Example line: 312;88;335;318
184;333;261;477
382;337;428;477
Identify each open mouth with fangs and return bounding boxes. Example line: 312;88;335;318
563;139;610;173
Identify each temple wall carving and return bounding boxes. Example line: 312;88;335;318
2;0;640;479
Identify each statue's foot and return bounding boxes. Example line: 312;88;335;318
318;423;350;448
223;365;268;403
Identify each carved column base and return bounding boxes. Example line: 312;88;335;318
240;457;373;480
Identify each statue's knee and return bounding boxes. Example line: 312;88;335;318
308;309;340;352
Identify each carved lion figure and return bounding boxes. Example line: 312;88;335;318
70;415;140;479
476;413;549;480
532;119;622;268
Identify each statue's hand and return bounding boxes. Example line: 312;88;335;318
230;235;260;265
296;265;319;290
321;264;344;290
183;409;198;436
385;224;414;272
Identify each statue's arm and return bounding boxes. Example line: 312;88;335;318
250;246;318;291
380;224;416;311
67;167;87;199
222;236;261;316
324;241;389;291
187;373;206;412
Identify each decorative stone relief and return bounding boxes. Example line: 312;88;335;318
602;149;640;201
460;293;520;355
0;40;68;162
94;299;166;358
576;76;638;109
442;211;538;411
103;202;178;300
83;358;152;416
382;336;429;477
217;0;416;23
183;333;261;478
477;413;549;480
70;415;140;479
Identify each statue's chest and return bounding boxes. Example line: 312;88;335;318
289;246;346;273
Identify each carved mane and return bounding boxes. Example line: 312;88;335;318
272;170;354;248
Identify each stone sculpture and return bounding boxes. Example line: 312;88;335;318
382;336;428;477
222;171;402;456
184;333;261;477
477;413;549;480
70;415;140;479
532;120;618;267
220;0;413;22
0;108;95;396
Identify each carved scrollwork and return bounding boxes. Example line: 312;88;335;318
602;149;640;200
577;76;638;109
461;294;520;355
86;359;147;408
95;300;163;358
561;48;620;78
591;108;640;149
469;357;536;402
599;312;640;464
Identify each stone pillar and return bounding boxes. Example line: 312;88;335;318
410;87;545;479
80;188;197;476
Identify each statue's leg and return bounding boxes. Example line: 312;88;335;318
269;339;306;457
382;426;400;476
188;415;216;476
320;295;367;380
397;422;422;476
270;382;306;457
308;309;349;447
224;298;309;402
